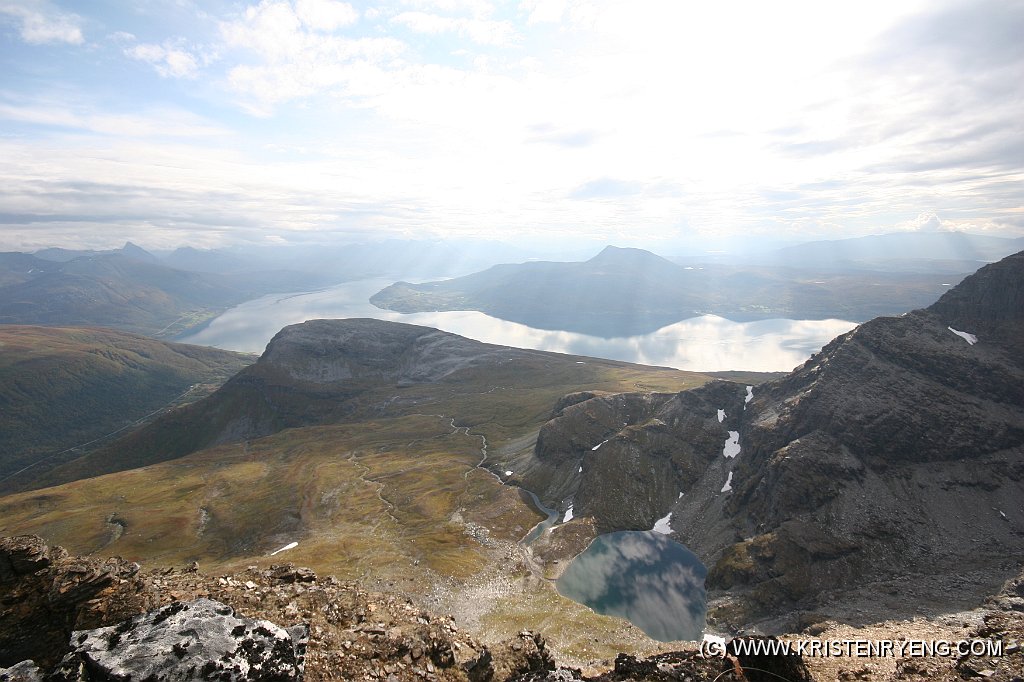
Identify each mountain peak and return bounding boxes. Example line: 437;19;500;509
120;241;157;262
928;250;1024;345
587;245;675;268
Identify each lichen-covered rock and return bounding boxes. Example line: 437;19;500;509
50;598;307;681
0;660;43;682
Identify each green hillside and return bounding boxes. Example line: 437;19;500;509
0;326;253;492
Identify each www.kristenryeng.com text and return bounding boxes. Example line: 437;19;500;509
699;636;1003;659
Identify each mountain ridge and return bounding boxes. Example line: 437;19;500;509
520;250;1024;629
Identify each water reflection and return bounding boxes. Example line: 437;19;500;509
556;531;707;641
179;278;857;372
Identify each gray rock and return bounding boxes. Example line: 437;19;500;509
0;661;43;682
50;598;307;681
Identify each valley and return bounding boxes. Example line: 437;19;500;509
0;326;253;493
0;245;1021;679
0;320;730;665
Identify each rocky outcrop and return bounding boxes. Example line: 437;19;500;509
3;536;1022;681
0;535;155;669
0;536;557;681
526;252;1024;627
50;598;306;681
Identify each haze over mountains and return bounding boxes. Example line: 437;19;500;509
0;239;499;338
0;237;1022;676
2;251;1020;633
3;230;1016;342
371;243;975;337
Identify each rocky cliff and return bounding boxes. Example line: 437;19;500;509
524;251;1024;628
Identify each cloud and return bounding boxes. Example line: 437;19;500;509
0;99;229;138
0;0;83;44
873;0;1024;72
294;0;358;31
391;10;518;46
125;42;201;79
569;178;642;200
525;126;599;148
900;212;943;232
219;0;404;112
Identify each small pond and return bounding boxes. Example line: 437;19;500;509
555;530;707;642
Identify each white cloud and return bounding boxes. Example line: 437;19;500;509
900;212;943;232
401;0;495;18
391;10;517;45
219;1;406;112
0;0;83;44
3;0;1024;249
519;0;566;24
0;99;229;138
294;0;358;31
126;42;200;79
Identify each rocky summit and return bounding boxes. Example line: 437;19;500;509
2;536;1022;681
522;251;1024;629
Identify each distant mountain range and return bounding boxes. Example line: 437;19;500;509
0;239;532;338
760;231;1024;272
0;246;340;338
371;245;968;336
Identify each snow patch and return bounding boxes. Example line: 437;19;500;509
717;409;726;423
744;385;754;406
505;470;513;476
721;472;733;493
723;431;740;458
270;541;297;556
578;466;583;473
563;506;574;523
652;512;673;534
592;439;609;451
678;491;684;499
947;327;978;345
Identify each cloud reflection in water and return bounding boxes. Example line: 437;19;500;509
179;278;857;372
556;531;707;642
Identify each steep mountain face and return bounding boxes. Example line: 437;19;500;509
524;252;1024;627
370;245;964;337
0;326;253;492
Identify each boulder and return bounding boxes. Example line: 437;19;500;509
50;598;307;681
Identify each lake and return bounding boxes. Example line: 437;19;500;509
556;531;707;642
179;278;857;372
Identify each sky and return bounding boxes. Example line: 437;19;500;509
1;0;1022;251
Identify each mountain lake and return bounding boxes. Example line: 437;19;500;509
179;277;857;372
556;531;708;642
